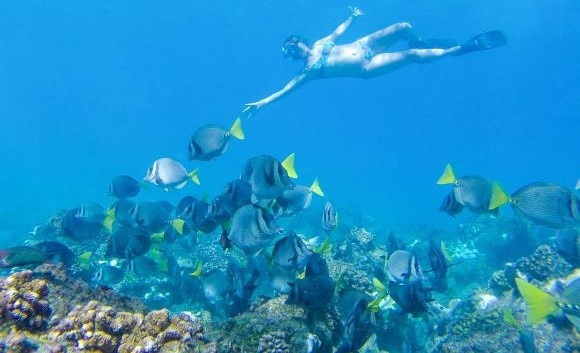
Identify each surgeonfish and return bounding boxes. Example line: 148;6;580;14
108;175;140;199
143;157;200;190
271;232;312;273
335;290;373;353
490;182;580;228
439;190;465;217
515;277;580;327
228;204;282;256
286;254;334;310
437;164;498;215
287;274;334;310
272;178;324;217
75;202;106;224
388;279;433;315
92;263;125;286
129;201;171;234
188;117;245;161
240;154;296;201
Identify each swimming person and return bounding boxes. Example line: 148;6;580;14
242;6;507;118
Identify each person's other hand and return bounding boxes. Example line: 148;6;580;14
349;6;363;18
242;103;260;118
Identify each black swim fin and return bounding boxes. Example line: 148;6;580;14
454;30;507;56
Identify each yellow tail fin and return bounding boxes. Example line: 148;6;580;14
373;277;387;297
310;178;324;197
78;251;92;270
190;259;203;277
172;219;185;235
229;117;245;140
157;258;169;273
515;278;559;325
151;232;165;243
281;153;298;179
503;308;522;331
317;236;332;254
489;182;511;210
188;169;201;185
436;163;456;185
103;207;116;233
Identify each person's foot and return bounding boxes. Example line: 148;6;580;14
453;30;507;56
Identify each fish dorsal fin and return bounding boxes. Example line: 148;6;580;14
281;153;298;179
310;178;325;197
229;117;245;140
489;182;511;210
436;164;456;185
188;169;201;185
515;278;559;325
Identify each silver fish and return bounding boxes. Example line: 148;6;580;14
143;157;199;190
387;250;422;284
273;179;324;218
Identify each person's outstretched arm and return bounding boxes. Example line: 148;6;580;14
315;6;363;45
242;73;308;118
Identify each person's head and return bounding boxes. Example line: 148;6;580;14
282;35;309;61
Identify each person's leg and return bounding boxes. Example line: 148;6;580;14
362;47;460;78
357;22;419;51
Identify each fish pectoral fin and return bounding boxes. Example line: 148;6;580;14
175;181;188;190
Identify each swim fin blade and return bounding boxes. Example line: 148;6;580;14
454;30;507;56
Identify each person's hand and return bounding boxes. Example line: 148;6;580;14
242;102;261;119
349;6;363;18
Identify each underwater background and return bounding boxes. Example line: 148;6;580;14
0;0;578;242
0;1;579;353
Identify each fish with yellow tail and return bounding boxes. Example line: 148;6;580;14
515;277;580;329
490;182;580;228
436;163;498;215
188;117;245;161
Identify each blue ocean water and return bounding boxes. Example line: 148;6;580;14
0;0;578;245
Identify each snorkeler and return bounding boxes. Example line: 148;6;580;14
242;6;507;118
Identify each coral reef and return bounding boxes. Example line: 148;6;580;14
206;295;338;353
0;265;211;353
516;245;572;281
48;301;205;353
0;271;51;332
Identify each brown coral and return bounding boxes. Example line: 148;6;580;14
0;271;52;332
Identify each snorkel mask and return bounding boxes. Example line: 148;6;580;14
282;35;307;60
